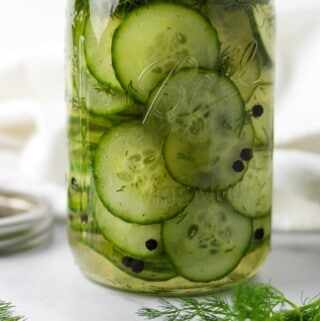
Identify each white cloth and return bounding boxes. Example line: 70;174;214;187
0;0;67;216
1;0;320;230
273;0;320;230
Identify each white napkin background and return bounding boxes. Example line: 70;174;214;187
0;0;319;230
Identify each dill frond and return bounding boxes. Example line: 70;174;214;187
0;300;26;321
137;282;320;321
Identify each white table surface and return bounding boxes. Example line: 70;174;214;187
1;221;320;321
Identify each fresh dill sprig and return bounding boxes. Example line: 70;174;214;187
190;0;270;11
112;0;151;17
0;300;26;321
137;282;320;321
217;40;258;79
94;82;117;96
210;0;270;11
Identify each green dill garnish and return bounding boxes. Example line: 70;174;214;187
0;300;26;321
177;152;191;161
112;0;151;17
210;0;270;10
190;0;270;11
217;40;257;78
69;217;101;233
117;185;127;192
94;82;117;96
137;282;320;321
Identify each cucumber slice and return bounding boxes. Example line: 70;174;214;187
84;15;121;87
205;5;261;102
84;15;144;115
244;213;271;257
94;196;165;258
81;235;177;281
94;121;194;224
248;4;275;63
112;2;220;102
164;119;255;191
226;149;272;218
148;68;245;141
148;68;251;190
162;191;252;282
84;69;136;115
247;84;273;146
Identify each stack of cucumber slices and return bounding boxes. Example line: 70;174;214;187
70;1;274;283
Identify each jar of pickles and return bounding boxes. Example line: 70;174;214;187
66;0;275;295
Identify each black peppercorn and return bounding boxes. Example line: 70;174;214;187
122;256;134;268
70;177;79;191
252;104;264;118
80;214;89;223
131;259;145;273
232;160;245;172
240;148;253;161
254;228;265;240
146;239;158;251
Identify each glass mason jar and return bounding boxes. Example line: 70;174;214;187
66;0;275;295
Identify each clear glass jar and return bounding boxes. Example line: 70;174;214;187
66;0;275;295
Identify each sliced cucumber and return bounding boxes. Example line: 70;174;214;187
247;84;273;146
112;2;220;102
148;68;246;141
226;150;272;218
94;121;194;224
84;15;121;87
84;110;133;133
248;4;275;63
81;235;177;281
84;15;144;115
94;196;165;258
148;68;251;190
162;191;252;282
205;5;261;102
245;214;271;257
164;118;255;191
84;69;137;115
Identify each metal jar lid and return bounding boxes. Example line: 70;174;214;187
0;189;53;253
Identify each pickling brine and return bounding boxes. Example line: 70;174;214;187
66;0;275;295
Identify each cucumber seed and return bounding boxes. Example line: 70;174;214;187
187;224;199;239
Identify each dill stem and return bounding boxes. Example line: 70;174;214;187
276;298;320;321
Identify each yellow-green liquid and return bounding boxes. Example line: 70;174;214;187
68;223;270;295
